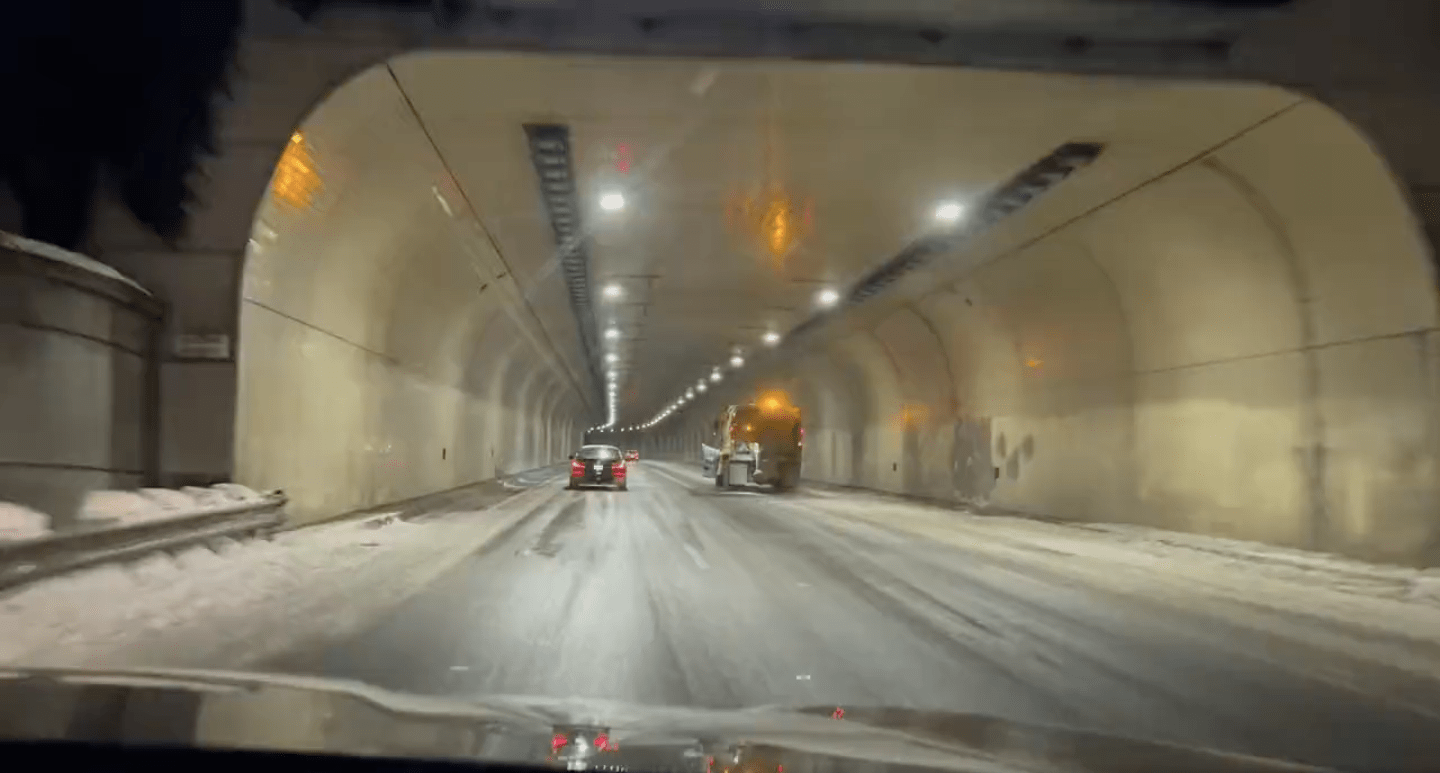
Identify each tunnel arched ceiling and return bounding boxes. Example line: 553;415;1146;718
381;51;1299;428
236;47;1436;556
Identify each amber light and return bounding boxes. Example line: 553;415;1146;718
756;389;795;413
727;184;814;267
271;131;323;210
725;107;814;269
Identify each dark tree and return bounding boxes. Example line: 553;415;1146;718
0;1;243;252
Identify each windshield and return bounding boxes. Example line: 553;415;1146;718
3;4;1440;773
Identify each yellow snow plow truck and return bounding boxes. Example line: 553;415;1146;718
700;397;803;491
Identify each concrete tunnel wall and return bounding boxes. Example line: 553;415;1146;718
660;97;1440;565
235;64;588;523
44;29;1431;560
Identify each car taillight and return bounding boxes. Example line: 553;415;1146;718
615;461;627;476
570;460;584;474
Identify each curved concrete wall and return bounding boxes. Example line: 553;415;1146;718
235;65;589;523
670;97;1440;565
0;235;163;526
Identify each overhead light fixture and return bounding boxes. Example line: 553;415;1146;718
603;283;623;299
763;331;781;346
605;327;620;339
816;287;840;308
686;389;695;398
697;383;707;393
599;191;626;211
711;371;722;383
730;355;744;368
934;200;963;222
605;353;618;363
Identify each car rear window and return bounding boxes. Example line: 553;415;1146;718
577;446;621;460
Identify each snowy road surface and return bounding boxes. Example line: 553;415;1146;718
260;462;1440;772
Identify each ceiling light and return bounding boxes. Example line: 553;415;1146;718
605;327;620;339
599;191;626;211
686;389;695;398
816;287;840;307
605;353;618;363
934;200;963;222
711;371;722;383
603;283;623;299
763;331;781;346
697;383;707;393
730;355;744;368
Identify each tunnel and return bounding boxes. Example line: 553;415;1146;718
227;51;1436;562
10;6;1440;770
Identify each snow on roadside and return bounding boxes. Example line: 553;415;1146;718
0;486;562;670
0;503;50;541
1;483;275;538
79;484;269;526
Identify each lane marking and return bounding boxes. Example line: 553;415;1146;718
683;543;710;570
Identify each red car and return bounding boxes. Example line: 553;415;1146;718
568;445;628;491
625;450;640;462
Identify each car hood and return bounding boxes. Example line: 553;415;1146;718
0;666;1328;773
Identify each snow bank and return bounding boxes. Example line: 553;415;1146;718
78;484;271;526
0;485;561;670
0;504;50;542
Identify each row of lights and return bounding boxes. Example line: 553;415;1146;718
589;190;628;433
589;195;968;434
609;280;842;434
796;202;957;311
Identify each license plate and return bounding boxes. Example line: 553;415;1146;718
592;464;602;473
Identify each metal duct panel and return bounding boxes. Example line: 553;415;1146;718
847;141;1104;304
523;123;601;397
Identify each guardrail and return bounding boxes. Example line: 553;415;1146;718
0;493;288;592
